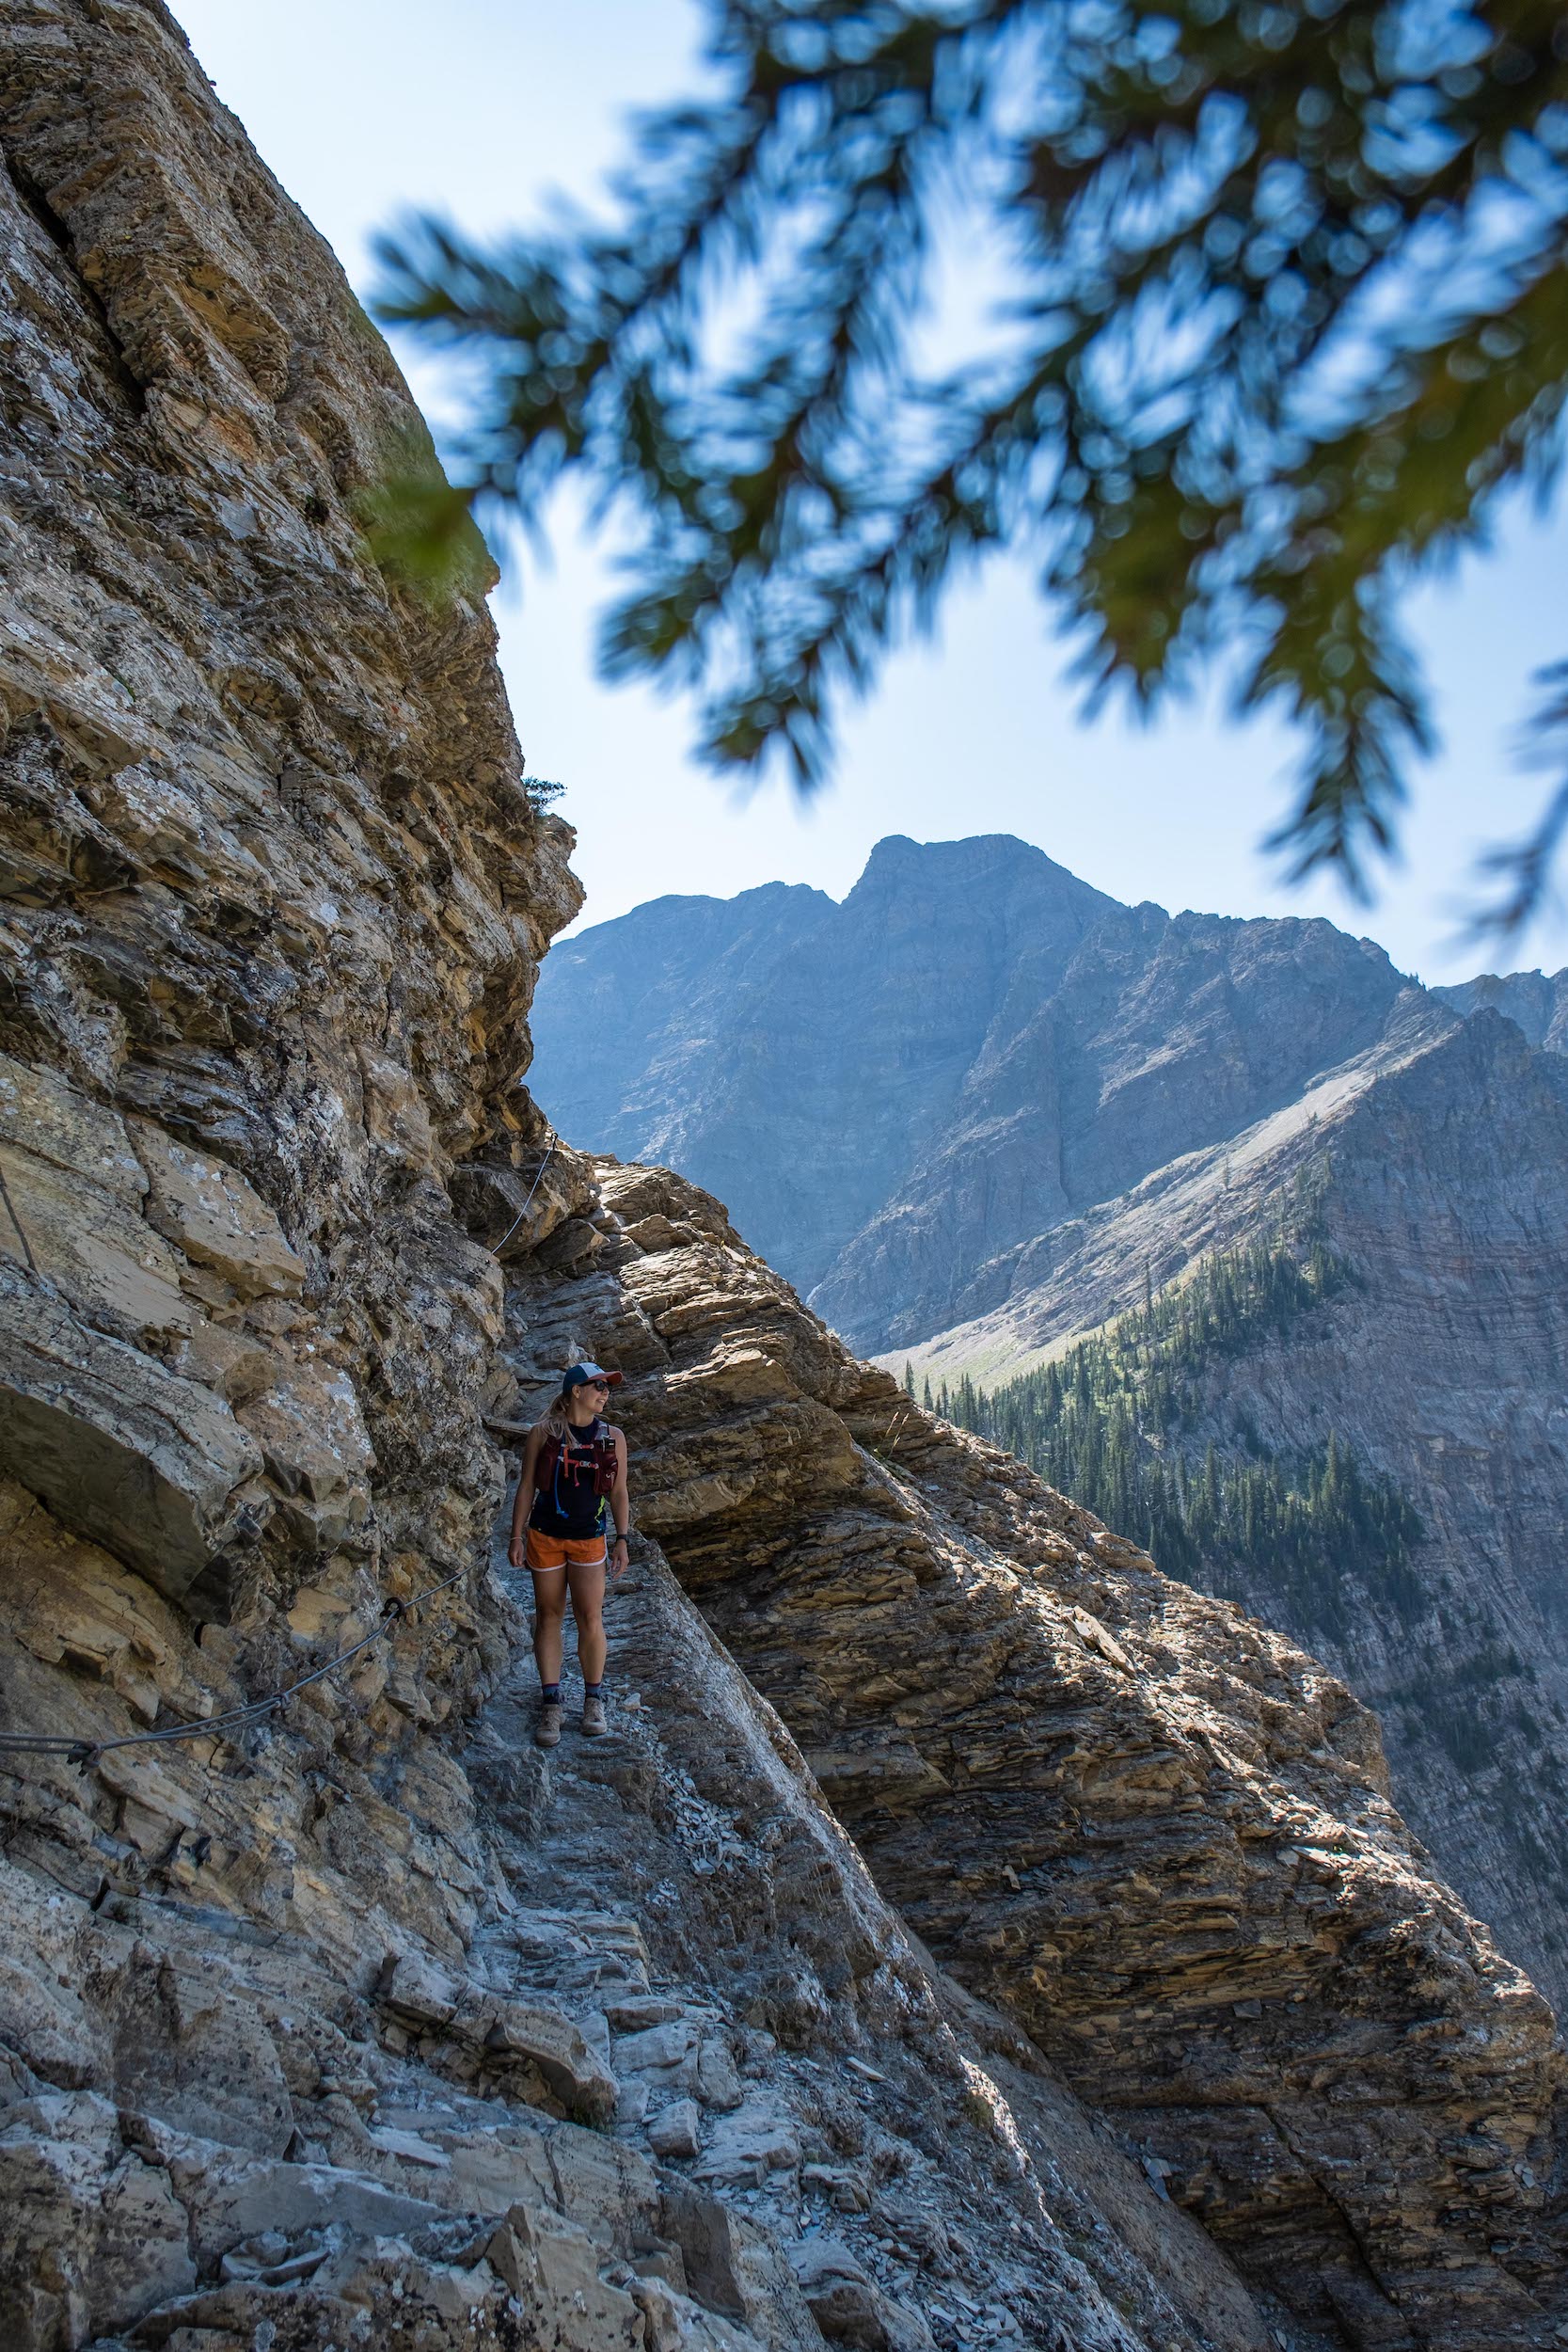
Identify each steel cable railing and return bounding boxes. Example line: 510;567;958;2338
492;1139;557;1259
0;1564;474;1773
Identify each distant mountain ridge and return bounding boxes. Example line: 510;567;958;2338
1435;965;1568;1054
532;840;1566;1359
531;839;1568;2009
534;835;1432;1349
536;836;1121;1328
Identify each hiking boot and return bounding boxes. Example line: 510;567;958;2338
534;1694;563;1749
581;1691;607;1738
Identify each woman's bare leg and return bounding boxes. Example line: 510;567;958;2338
566;1557;608;1684
530;1568;567;1685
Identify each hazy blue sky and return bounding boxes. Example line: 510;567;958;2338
173;0;1566;983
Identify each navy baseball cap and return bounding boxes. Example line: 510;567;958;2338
562;1361;623;1391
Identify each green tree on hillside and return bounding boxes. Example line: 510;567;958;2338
936;1210;1425;1631
375;0;1568;916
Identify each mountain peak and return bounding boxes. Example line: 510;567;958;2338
847;832;1119;914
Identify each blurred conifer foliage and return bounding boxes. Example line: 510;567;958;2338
374;0;1568;914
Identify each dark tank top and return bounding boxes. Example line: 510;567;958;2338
529;1417;609;1540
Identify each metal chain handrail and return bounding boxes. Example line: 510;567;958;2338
0;1563;474;1773
492;1138;557;1258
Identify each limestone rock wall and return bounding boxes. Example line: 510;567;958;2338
0;0;578;1637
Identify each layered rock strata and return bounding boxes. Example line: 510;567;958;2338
506;1154;1568;2350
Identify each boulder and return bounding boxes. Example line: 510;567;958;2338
483;2001;618;2123
787;2239;936;2352
648;2098;702;2159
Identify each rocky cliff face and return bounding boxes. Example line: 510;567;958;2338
3;10;1567;2352
0;0;581;1638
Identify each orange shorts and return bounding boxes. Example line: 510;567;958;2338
524;1529;607;1574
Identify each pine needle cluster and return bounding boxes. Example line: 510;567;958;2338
373;0;1568;916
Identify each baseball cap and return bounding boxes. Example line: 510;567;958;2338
562;1361;623;1391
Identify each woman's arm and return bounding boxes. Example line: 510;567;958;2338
608;1427;630;1582
508;1427;544;1568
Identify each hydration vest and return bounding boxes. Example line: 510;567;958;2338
537;1417;619;1502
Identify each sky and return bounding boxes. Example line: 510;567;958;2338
172;0;1567;985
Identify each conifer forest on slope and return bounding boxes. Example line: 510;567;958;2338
918;1168;1426;1643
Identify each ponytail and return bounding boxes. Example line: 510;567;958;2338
538;1387;606;1442
538;1389;574;1443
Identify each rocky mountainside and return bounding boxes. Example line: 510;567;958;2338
1435;969;1568;1056
531;837;1428;1357
913;1003;1568;2008
531;850;1568;2015
2;8;1567;2350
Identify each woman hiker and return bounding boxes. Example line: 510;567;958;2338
508;1361;630;1745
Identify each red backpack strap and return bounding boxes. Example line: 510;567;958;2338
592;1433;619;1498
